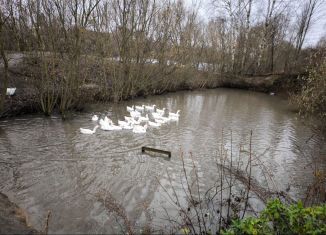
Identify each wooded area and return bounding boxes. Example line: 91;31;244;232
0;0;325;116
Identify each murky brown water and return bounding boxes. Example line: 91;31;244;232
0;89;325;233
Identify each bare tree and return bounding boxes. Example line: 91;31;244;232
295;0;320;58
0;2;9;112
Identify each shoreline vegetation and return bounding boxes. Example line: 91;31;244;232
0;52;302;118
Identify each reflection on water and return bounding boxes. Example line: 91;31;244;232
0;89;325;233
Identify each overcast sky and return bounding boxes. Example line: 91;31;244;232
186;0;326;47
305;0;326;46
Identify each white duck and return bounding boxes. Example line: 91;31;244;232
99;118;106;126
100;121;122;131
148;121;161;127
118;120;133;130
109;121;122;130
132;124;148;134
145;105;156;112
80;125;99;134
99;117;112;127
118;120;129;126
152;112;163;119
104;116;113;124
138;114;149;122
169;115;179;121
130;110;141;118
160;116;171;123
156;108;166;115
169;110;180;118
135;105;145;112
127;105;134;112
155;118;165;125
124;125;133;130
99;120;110;130
92;115;99;121
124;116;133;122
125;116;140;125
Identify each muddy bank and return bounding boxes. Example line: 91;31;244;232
0;192;38;234
0;53;301;118
219;73;303;94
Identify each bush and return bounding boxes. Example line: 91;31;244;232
294;59;326;125
222;199;326;235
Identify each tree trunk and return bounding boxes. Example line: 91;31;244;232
0;15;9;113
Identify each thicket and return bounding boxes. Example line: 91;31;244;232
298;63;326;123
223;199;326;235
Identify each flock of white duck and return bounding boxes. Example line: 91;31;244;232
80;104;180;134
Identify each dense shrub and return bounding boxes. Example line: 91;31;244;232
294;59;326;126
222;199;326;235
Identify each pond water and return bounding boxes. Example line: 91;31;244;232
0;89;325;233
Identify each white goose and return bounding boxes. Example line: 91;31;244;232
169;110;180;118
124;116;133;122
100;117;112;127
123;124;133;130
99;118;106;126
135;105;145;112
118;120;129;126
145;104;156;112
130;110;141;118
109;121;123;130
127;105;134;112
92;115;99;121
155;118;165;125
169;115;179;121
148;121;161;127
125;116;140;125
138;114;149;122
100;121;122;131
104;116;113;124
132;124;148;134
99;120;110;130
160;116;171;122
80;125;99;134
152;112;163;119
131;118;140;125
156;108;166;115
118;120;133;130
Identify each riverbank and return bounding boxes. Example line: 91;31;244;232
0;53;302;118
0;192;38;234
